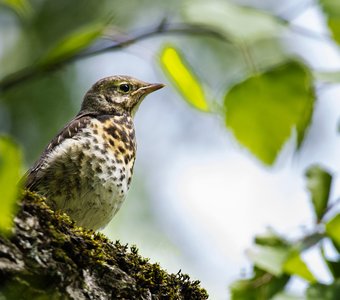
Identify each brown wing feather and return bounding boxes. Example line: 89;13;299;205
24;113;95;191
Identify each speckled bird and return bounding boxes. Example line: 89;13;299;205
24;75;164;230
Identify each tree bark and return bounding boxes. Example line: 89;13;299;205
0;192;208;299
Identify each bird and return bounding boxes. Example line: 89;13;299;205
24;75;164;230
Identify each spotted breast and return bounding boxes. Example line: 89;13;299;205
26;113;136;230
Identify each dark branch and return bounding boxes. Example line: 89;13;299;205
0;22;230;92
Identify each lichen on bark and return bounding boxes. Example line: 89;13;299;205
0;191;208;299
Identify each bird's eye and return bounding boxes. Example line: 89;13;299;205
118;83;131;93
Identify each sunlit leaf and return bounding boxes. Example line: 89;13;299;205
283;251;316;282
224;60;315;165
247;245;288;276
306;280;340;299
160;45;209;112
183;0;282;43
0;136;22;234
319;0;340;45
326;214;340;250
39;23;106;66
305;165;332;221
1;0;32;18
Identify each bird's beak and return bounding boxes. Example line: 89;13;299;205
145;83;165;93
130;82;165;117
134;83;165;95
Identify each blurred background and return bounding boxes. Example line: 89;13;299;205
1;0;340;299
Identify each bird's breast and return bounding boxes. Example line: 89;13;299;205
41;114;137;230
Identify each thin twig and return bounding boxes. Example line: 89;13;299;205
0;22;230;92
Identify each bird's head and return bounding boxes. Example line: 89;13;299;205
81;75;165;116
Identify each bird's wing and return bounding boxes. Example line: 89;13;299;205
24;113;95;191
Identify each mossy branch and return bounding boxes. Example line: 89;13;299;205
0;191;208;299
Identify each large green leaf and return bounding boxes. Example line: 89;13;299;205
160;45;209;112
326;214;340;250
305;165;332;222
224;60;315;165
0;136;22;233
183;0;282;43
39;23;106;66
319;0;340;45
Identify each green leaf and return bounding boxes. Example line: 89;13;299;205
325;260;340;279
321;242;340;278
305;165;332;221
1;0;32;18
0;136;22;233
160;45;209;112
306;279;340;300
39;23;106;66
283;251;316;282
319;0;340;45
247;245;315;282
183;0;283;43
247;245;288;276
230;269;289;300
326;214;340;250
224;60;315;165
254;228;289;248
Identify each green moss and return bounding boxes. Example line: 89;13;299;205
0;191;209;299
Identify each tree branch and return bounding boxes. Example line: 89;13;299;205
0;191;208;299
0;22;230;92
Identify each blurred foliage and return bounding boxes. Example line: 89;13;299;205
1;0;32;18
230;165;340;299
183;0;283;43
160;45;209;112
0;136;22;234
38;22;106;66
325;215;340;251
224;61;314;165
1;0;340;298
305;165;333;222
318;0;340;44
